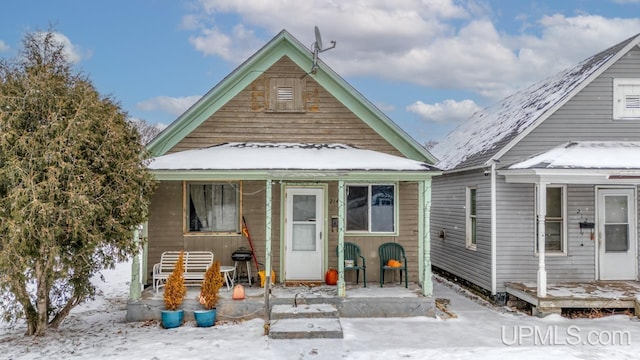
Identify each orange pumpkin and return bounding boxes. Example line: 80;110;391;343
325;268;338;285
387;259;402;267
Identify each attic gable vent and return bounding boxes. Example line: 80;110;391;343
268;77;305;112
277;87;294;101
626;94;640;109
613;78;640;119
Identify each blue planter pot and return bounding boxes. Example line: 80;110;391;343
194;309;217;327
161;309;184;329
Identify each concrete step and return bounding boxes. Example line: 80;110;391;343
270;303;339;320
268;318;343;339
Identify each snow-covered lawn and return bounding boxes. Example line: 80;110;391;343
2;261;640;360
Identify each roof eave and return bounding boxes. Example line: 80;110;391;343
146;29;436;164
487;35;640;167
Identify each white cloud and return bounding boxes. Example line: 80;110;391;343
35;32;89;64
407;99;481;123
136;95;201;116
184;1;640;104
0;40;9;52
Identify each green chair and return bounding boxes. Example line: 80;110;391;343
336;242;366;287
378;242;407;288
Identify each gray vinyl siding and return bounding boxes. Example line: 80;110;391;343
431;169;492;291
495;181;598;292
500;46;640;166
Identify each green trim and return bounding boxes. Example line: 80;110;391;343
337;180;346;297
146;30;436;164
128;228;141;301
150;170;440;182
265;180;273;281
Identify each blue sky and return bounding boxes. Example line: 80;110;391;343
2;1;640;145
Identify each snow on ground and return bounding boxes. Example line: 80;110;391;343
2;261;640;359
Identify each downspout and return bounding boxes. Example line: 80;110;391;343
490;162;497;296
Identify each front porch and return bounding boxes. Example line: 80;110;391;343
126;281;435;323
505;281;640;317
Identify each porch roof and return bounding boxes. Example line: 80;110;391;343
148;142;438;180
499;141;640;184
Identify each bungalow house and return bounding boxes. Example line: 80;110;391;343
430;33;640;309
130;30;439;301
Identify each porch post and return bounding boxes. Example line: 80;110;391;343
129;226;142;301
337;180;346;297
265;180;273;284
419;179;433;297
537;182;547;297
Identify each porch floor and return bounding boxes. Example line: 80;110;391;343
127;281;434;322
505;281;640;316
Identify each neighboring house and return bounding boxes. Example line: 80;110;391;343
430;33;640;303
134;30;439;298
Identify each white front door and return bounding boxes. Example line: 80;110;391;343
284;187;324;280
597;188;637;280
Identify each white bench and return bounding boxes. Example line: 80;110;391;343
152;251;214;293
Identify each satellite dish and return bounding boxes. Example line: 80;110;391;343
311;26;336;73
314;26;323;51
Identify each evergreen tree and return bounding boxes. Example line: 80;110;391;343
0;30;156;336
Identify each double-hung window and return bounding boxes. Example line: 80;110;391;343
535;185;566;254
187;183;239;233
466;187;477;249
613;78;640;119
346;184;395;233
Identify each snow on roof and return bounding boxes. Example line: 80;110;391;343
509;141;640;169
148;142;435;171
431;35;639;171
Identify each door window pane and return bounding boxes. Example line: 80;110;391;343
292;224;316;251
605;196;628;223
605;225;629;252
293;195;316;221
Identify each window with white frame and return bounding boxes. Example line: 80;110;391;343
466;187;477;249
187;183;239;233
613;78;640;119
346;184;395;233
535;185;566;253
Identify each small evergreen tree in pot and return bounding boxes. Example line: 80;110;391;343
161;251;186;328
195;261;224;327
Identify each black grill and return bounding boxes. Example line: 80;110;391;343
232;248;253;261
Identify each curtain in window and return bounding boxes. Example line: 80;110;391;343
190;184;209;230
212;184;238;232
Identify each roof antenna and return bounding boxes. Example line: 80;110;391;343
311;26;336;74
